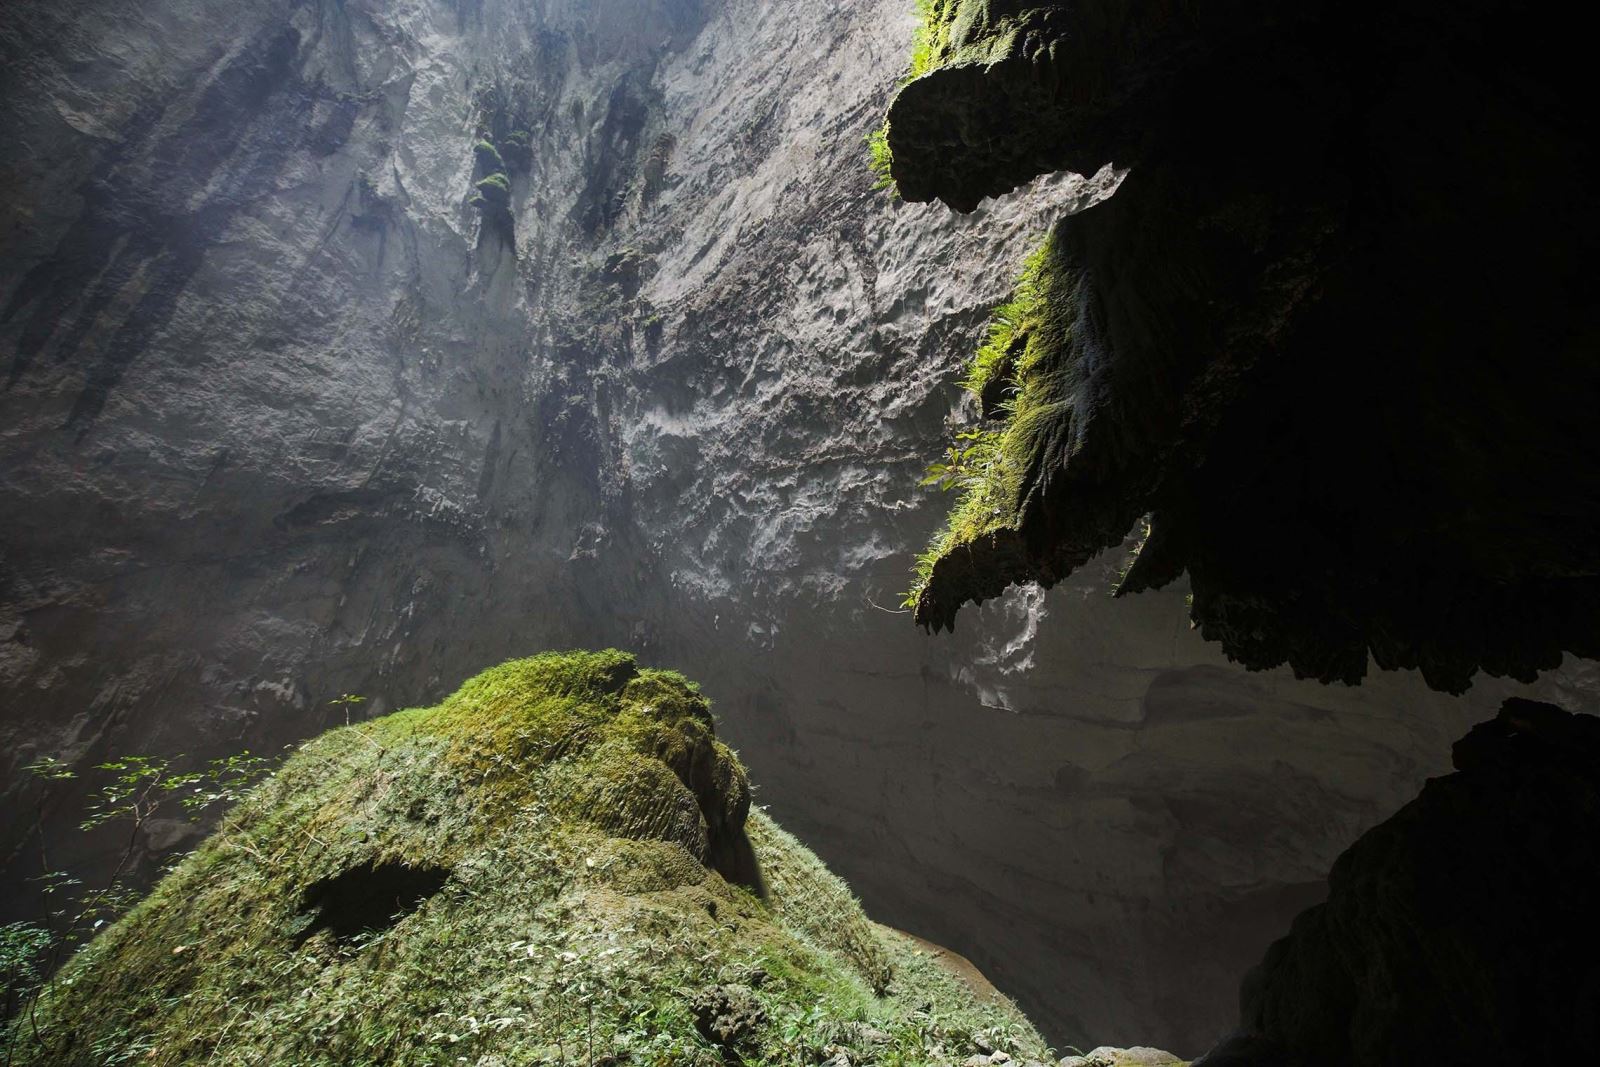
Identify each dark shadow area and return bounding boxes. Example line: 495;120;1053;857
300;860;450;941
709;827;767;901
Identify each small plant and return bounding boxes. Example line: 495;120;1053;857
329;692;367;725
4;747;277;1058
867;126;896;194
918;428;997;493
0;923;50;1025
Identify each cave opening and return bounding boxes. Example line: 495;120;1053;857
299;860;451;942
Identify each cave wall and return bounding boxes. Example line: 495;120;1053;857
0;0;1593;1054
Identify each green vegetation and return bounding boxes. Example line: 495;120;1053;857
473;139;507;175
867;126;896;193
906;227;1078;611
866;1;956;194
501;129;535;172
475;171;512;207
2;747;279;1046
908;0;956;80
7;651;1049;1066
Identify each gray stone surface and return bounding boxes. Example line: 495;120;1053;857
1061;1048;1184;1067
0;0;1593;1055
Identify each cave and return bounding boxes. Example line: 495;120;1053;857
1;0;1596;1063
299;860;452;942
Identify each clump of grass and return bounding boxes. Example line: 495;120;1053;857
867;1;957;195
963;239;1051;400
8;651;1050;1067
473;170;511;207
472;138;506;175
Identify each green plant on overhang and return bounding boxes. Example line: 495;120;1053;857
500;129;534;172
474;171;512;208
904;227;1073;612
867;125;896;194
866;2;957;196
908;0;956;80
919;427;999;494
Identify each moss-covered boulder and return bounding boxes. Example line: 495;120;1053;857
9;651;1050;1066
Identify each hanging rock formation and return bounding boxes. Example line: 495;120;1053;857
887;0;1600;694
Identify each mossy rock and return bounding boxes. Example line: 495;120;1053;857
886;1;1600;692
473;139;507;175
474;171;512;206
908;221;1140;632
9;651;1049;1066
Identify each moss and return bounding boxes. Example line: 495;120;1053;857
472;138;506;175
474;171;512;207
906;226;1081;620
10;651;1049;1066
501;129;534;172
867;125;896;193
864;1;959;195
878;1;1114;209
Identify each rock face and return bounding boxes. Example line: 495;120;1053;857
1196;698;1600;1067
10;650;1053;1066
0;0;1594;1054
887;0;1600;693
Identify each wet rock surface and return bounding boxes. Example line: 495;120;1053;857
2;0;1596;1054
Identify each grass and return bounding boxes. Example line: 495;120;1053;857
905;226;1080;612
7;651;1050;1067
867;125;896;193
474;171;512;206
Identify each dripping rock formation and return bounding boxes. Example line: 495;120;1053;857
888;0;1600;694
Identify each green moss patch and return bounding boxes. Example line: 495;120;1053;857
10;651;1049;1066
907;224;1090;626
